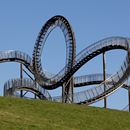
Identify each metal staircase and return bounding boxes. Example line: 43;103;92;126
1;15;130;108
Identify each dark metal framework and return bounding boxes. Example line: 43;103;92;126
1;15;130;109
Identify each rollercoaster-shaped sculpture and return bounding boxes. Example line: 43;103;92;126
1;15;130;107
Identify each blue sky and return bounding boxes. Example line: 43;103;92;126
0;0;130;110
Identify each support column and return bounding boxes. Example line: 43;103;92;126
34;94;37;99
62;77;74;103
20;63;23;98
103;52;107;108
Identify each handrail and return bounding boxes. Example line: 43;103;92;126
4;78;52;100
1;15;130;106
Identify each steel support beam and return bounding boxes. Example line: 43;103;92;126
103;52;107;108
62;77;74;103
20;63;23;98
23;67;37;99
34;94;37;99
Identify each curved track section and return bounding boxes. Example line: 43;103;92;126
52;37;130;104
0;50;33;72
53;74;129;103
4;78;52;100
36;37;129;89
1;15;130;106
73;75;129;104
74;74;111;87
33;15;76;87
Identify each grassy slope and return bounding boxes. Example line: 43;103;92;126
0;97;130;130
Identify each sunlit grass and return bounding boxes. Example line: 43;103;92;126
0;97;130;130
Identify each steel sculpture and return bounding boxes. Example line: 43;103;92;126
1;15;130;109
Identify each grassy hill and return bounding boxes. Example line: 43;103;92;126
0;97;130;130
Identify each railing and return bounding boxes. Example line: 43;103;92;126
1;15;130;106
33;15;75;86
0;50;33;73
74;74;111;86
53;52;130;104
36;37;128;88
4;78;52;100
1;37;130;105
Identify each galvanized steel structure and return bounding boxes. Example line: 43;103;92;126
1;16;130;110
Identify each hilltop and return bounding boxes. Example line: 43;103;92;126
0;97;130;130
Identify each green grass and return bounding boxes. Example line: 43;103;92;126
0;97;130;130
